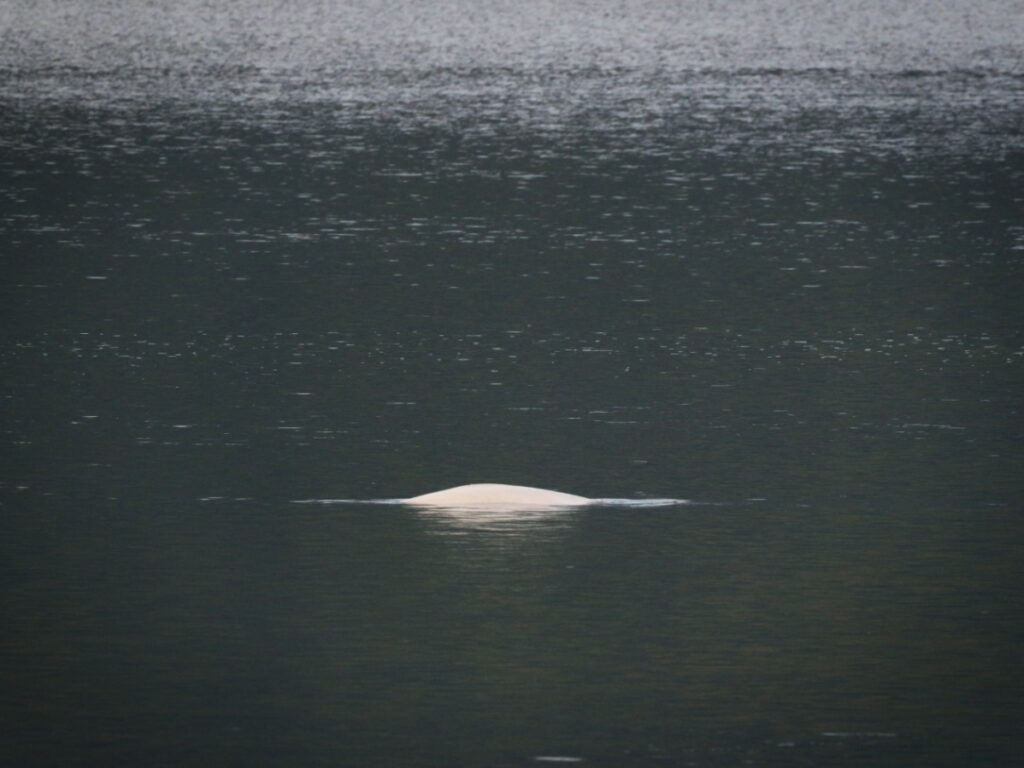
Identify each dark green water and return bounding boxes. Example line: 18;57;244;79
3;1;1024;765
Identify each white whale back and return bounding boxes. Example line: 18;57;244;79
405;483;591;508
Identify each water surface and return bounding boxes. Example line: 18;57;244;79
2;1;1023;765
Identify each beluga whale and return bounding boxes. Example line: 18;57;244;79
405;483;590;509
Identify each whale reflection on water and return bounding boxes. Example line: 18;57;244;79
408;484;687;534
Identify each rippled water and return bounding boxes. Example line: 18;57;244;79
2;1;1024;766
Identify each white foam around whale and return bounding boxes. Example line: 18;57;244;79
295;483;687;510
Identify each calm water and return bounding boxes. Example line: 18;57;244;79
3;1;1024;765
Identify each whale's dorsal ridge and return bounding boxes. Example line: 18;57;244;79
405;483;590;508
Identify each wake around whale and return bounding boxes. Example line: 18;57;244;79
403;484;687;509
294;484;686;509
